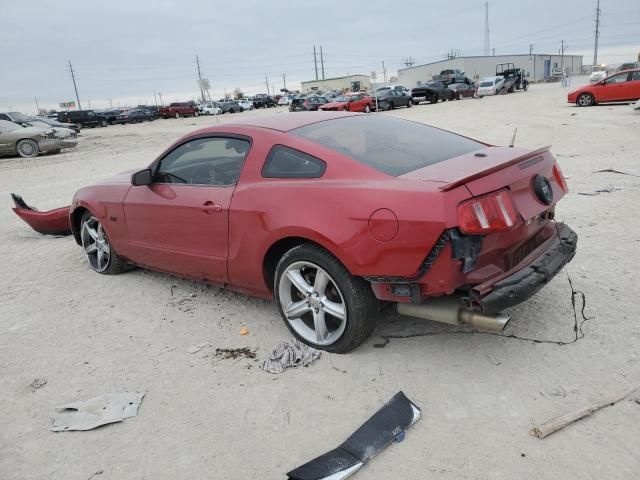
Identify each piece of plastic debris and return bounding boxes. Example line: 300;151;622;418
30;378;47;391
260;340;321;374
239;327;249;336
187;342;210;354
287;392;421;480
51;392;144;432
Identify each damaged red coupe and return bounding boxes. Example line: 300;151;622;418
12;112;576;353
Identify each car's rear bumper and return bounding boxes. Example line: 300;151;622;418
468;223;577;313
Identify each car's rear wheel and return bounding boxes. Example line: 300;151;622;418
100;119;108;127
77;122;83;129
342;107;348;111
430;94;438;104
275;244;378;353
577;93;595;107
80;212;131;275
194;111;199;117
16;139;39;158
175;112;180;119
406;100;412;108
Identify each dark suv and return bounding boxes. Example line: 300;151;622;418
289;96;329;112
252;94;277;108
57;110;107;128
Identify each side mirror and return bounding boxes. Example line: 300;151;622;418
132;169;152;186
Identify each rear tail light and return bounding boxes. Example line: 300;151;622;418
458;189;519;234
553;163;568;192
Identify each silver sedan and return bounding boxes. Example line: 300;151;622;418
0;120;60;158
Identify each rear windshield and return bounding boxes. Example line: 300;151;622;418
480;81;494;87
291;115;483;176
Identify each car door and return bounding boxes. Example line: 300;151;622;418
625;71;640;100
598;72;631;102
122;135;251;282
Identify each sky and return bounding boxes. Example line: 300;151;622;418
1;0;638;113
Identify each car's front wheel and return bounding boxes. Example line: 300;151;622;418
80;212;131;275
577;93;595;107
194;111;199;117
364;104;371;113
275;244;378;353
16;139;40;158
175;112;180;119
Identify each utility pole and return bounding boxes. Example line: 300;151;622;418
320;45;325;79
403;57;415;68
492;48;496;56
484;2;490;56
68;60;82;110
529;44;534;55
158;92;163;106
34;97;40;114
313;46;319;80
382;61;387;83
109;98;113;108
153;91;157;107
560;40;566;72
282;73;287;91
593;0;601;66
265;76;270;94
196;55;205;103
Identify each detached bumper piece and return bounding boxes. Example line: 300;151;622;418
10;193;72;236
472;223;577;314
287;392;421;480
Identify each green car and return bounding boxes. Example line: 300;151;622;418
0;119;60;158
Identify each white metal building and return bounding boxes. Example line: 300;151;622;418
301;75;370;93
398;54;584;87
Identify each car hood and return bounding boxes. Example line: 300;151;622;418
95;169;139;185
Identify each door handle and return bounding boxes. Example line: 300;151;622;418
202;201;222;214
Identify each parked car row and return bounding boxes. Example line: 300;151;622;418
0;118;77;158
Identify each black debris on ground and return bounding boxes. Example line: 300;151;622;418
214;347;256;360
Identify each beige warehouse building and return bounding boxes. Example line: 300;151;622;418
398;54;584;87
301;74;371;93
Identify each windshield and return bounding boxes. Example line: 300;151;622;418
334;96;350;102
8;112;28;122
291;115;483;176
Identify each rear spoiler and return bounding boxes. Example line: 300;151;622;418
438;145;552;191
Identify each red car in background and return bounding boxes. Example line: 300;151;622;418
11;112;576;353
159;102;199;118
568;68;640;106
318;93;374;112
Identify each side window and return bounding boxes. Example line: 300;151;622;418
157;137;250;186
631;71;640;81
0;114;9;121
262;145;326;179
605;74;629;84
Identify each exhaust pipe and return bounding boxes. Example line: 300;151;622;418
396;296;510;331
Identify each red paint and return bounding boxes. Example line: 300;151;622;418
14;112;572;308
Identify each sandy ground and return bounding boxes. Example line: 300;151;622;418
1;79;639;480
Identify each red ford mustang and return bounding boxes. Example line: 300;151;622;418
318;93;374;113
11;112;577;353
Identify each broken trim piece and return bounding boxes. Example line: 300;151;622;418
287;391;421;480
10;193;72;236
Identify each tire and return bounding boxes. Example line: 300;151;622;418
100;119;108;127
429;94;438;104
250;106;254;110
16;139;39;158
364;104;371;113
77;122;83;129
275;244;379;353
80;211;132;275
387;102;394;111
406;100;412;108
175;112;180;119
577;93;595;107
229;109;235;114
342;107;348;111
194;111;199;117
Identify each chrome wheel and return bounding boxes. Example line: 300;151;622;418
16;139;39;158
278;261;347;346
577;93;594;107
81;216;111;272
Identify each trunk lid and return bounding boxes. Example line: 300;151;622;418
401;146;565;221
